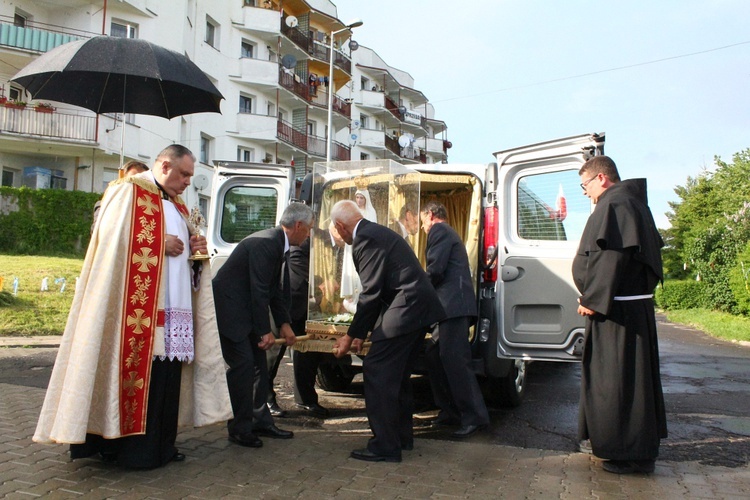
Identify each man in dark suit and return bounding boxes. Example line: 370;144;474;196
420;201;489;438
331;200;445;463
213;203;314;448
289;236;332;417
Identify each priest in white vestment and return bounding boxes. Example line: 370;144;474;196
34;145;231;469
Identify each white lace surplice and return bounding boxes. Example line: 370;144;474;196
162;200;194;362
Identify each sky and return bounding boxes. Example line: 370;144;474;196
332;0;750;229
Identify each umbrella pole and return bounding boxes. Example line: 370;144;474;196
119;76;126;175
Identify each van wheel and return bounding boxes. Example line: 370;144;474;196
316;363;355;392
483;360;527;408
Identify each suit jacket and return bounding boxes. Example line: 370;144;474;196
213;226;291;343
348;219;445;342
425;222;477;321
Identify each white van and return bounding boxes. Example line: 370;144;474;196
207;132;605;406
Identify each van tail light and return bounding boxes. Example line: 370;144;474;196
483;206;499;282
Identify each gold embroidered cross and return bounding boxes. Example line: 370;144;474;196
123;371;144;396
126;308;151;334
137;195;159;215
132;247;158;272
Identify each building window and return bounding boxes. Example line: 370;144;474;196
200;135;212;164
307;121;315;136
361;76;369;91
241;40;255;58
266;102;275;117
360;114;369;129
360;153;370;161
237;147;255;162
111;21;137;38
205;17;218;48
198;196;209;220
13;12;27;28
2;168;16;187
239;95;253;113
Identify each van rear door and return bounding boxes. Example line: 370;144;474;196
207;161;295;275
493;133;605;362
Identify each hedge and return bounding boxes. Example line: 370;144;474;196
0;187;100;256
655;280;709;310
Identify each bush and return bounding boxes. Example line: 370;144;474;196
655;280;708;310
0;187;100;256
728;241;750;316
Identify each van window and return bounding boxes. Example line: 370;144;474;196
516;170;589;242
220;186;278;243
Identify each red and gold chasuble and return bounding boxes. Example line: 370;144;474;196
118;185;165;435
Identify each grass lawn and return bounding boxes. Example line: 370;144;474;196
0;254;83;336
662;308;750;344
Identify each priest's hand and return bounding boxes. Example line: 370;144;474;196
190;234;207;255
333;334;354;358
258;332;275;350
279;323;296;346
165;234;184;257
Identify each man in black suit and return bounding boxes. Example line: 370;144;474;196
213;203;314;448
331;200;445;463
420;201;490;438
289;236;332;417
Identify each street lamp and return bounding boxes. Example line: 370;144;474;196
326;19;363;162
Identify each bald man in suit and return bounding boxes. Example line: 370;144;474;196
331;200;445;463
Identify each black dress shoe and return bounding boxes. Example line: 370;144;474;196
350;448;401;463
267;401;288;418
297;403;330;418
602;459;655;474
171;452;186;462
228;433;263;448
451;424;486;439
255;424;294;439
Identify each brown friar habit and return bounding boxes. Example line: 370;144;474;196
572;178;668;461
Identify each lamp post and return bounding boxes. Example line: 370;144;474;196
326;19;363;162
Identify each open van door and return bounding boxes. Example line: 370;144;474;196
492;133;605;362
207;161;295;276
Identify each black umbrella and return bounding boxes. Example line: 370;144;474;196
11;35;223;119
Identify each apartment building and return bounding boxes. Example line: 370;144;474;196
0;0;448;212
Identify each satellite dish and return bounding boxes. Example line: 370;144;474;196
281;54;297;69
398;135;411;148
193;174;209;190
285;16;298;28
397;106;407;115
348;40;359;51
349;133;359;145
352;119;361;129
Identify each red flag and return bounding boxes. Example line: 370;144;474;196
555;184;567;221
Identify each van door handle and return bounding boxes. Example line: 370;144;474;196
501;266;520;281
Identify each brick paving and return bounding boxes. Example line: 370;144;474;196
1;337;749;498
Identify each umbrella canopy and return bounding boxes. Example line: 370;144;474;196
11;35;223;119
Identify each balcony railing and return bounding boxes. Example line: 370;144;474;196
279;69;351;118
280;17;352;74
0;106;96;143
276;118;350;161
0;16;93;53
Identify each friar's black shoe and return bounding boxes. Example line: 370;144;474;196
451;424;486;439
255;424;294;439
171;452;186;462
267;401;288;418
602;459;655;474
228;433;263;448
297;403;330;418
350;448;401;463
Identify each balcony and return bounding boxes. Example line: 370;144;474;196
236;112;277;141
277;118;350;161
357;128;385;149
0;16;93;53
0;105;96;143
235;57;279;87
279;70;351;119
238;5;281;35
424;137;447;156
280;18;352;74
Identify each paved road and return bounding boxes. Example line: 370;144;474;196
0;316;748;498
